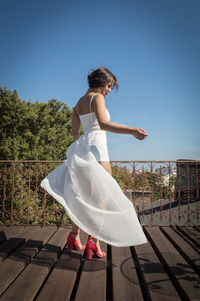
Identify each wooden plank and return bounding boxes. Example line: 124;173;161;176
135;233;181;301
37;229;88;301
0;226;67;301
194;226;200;233
74;241;107;301
177;226;200;248
161;226;200;275
112;246;143;301
0;225;24;244
0;231;5;244
0;225;24;239
0;237;25;263
145;227;200;301
0;225;56;296
0;226;30;262
0;226;8;231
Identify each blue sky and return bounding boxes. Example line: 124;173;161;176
1;0;200;161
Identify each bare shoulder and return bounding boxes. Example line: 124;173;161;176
75;96;83;107
93;93;106;108
93;93;107;120
73;103;79;114
93;92;105;101
74;96;84;113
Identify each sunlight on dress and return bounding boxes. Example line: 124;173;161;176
41;133;147;247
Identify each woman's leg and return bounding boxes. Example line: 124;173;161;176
95;161;112;253
70;161;112;252
70;221;85;248
99;161;112;176
71;221;80;233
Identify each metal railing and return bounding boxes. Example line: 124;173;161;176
0;160;199;226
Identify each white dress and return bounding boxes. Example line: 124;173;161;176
40;93;147;247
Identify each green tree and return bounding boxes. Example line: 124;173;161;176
0;87;74;160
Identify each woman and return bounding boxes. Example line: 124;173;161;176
41;67;149;260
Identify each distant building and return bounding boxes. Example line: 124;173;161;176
155;166;176;175
154;166;176;187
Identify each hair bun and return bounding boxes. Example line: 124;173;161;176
87;67;118;91
88;68;94;76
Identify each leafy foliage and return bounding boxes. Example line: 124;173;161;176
112;165;176;201
0;161;70;225
0;87;74;160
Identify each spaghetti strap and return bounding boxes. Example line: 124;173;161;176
89;93;97;113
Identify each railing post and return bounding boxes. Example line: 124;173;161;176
11;163;15;224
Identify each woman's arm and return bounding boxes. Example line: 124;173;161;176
93;93;149;140
72;106;81;139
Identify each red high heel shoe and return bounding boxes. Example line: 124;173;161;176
66;231;86;251
86;237;106;260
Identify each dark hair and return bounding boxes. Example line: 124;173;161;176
87;67;118;91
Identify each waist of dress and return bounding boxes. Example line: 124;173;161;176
83;129;106;135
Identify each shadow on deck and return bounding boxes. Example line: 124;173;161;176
0;225;199;301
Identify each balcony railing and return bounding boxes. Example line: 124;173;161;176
0;160;199;226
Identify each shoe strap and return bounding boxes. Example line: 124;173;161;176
89;236;97;240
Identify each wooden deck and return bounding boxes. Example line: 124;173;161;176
0;225;199;301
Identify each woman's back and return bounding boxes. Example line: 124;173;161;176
76;93;110;134
76;93;96;115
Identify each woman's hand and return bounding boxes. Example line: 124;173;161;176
131;128;149;140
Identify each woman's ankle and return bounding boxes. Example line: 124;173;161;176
71;232;79;238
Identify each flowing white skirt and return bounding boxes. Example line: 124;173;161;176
40;133;147;247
